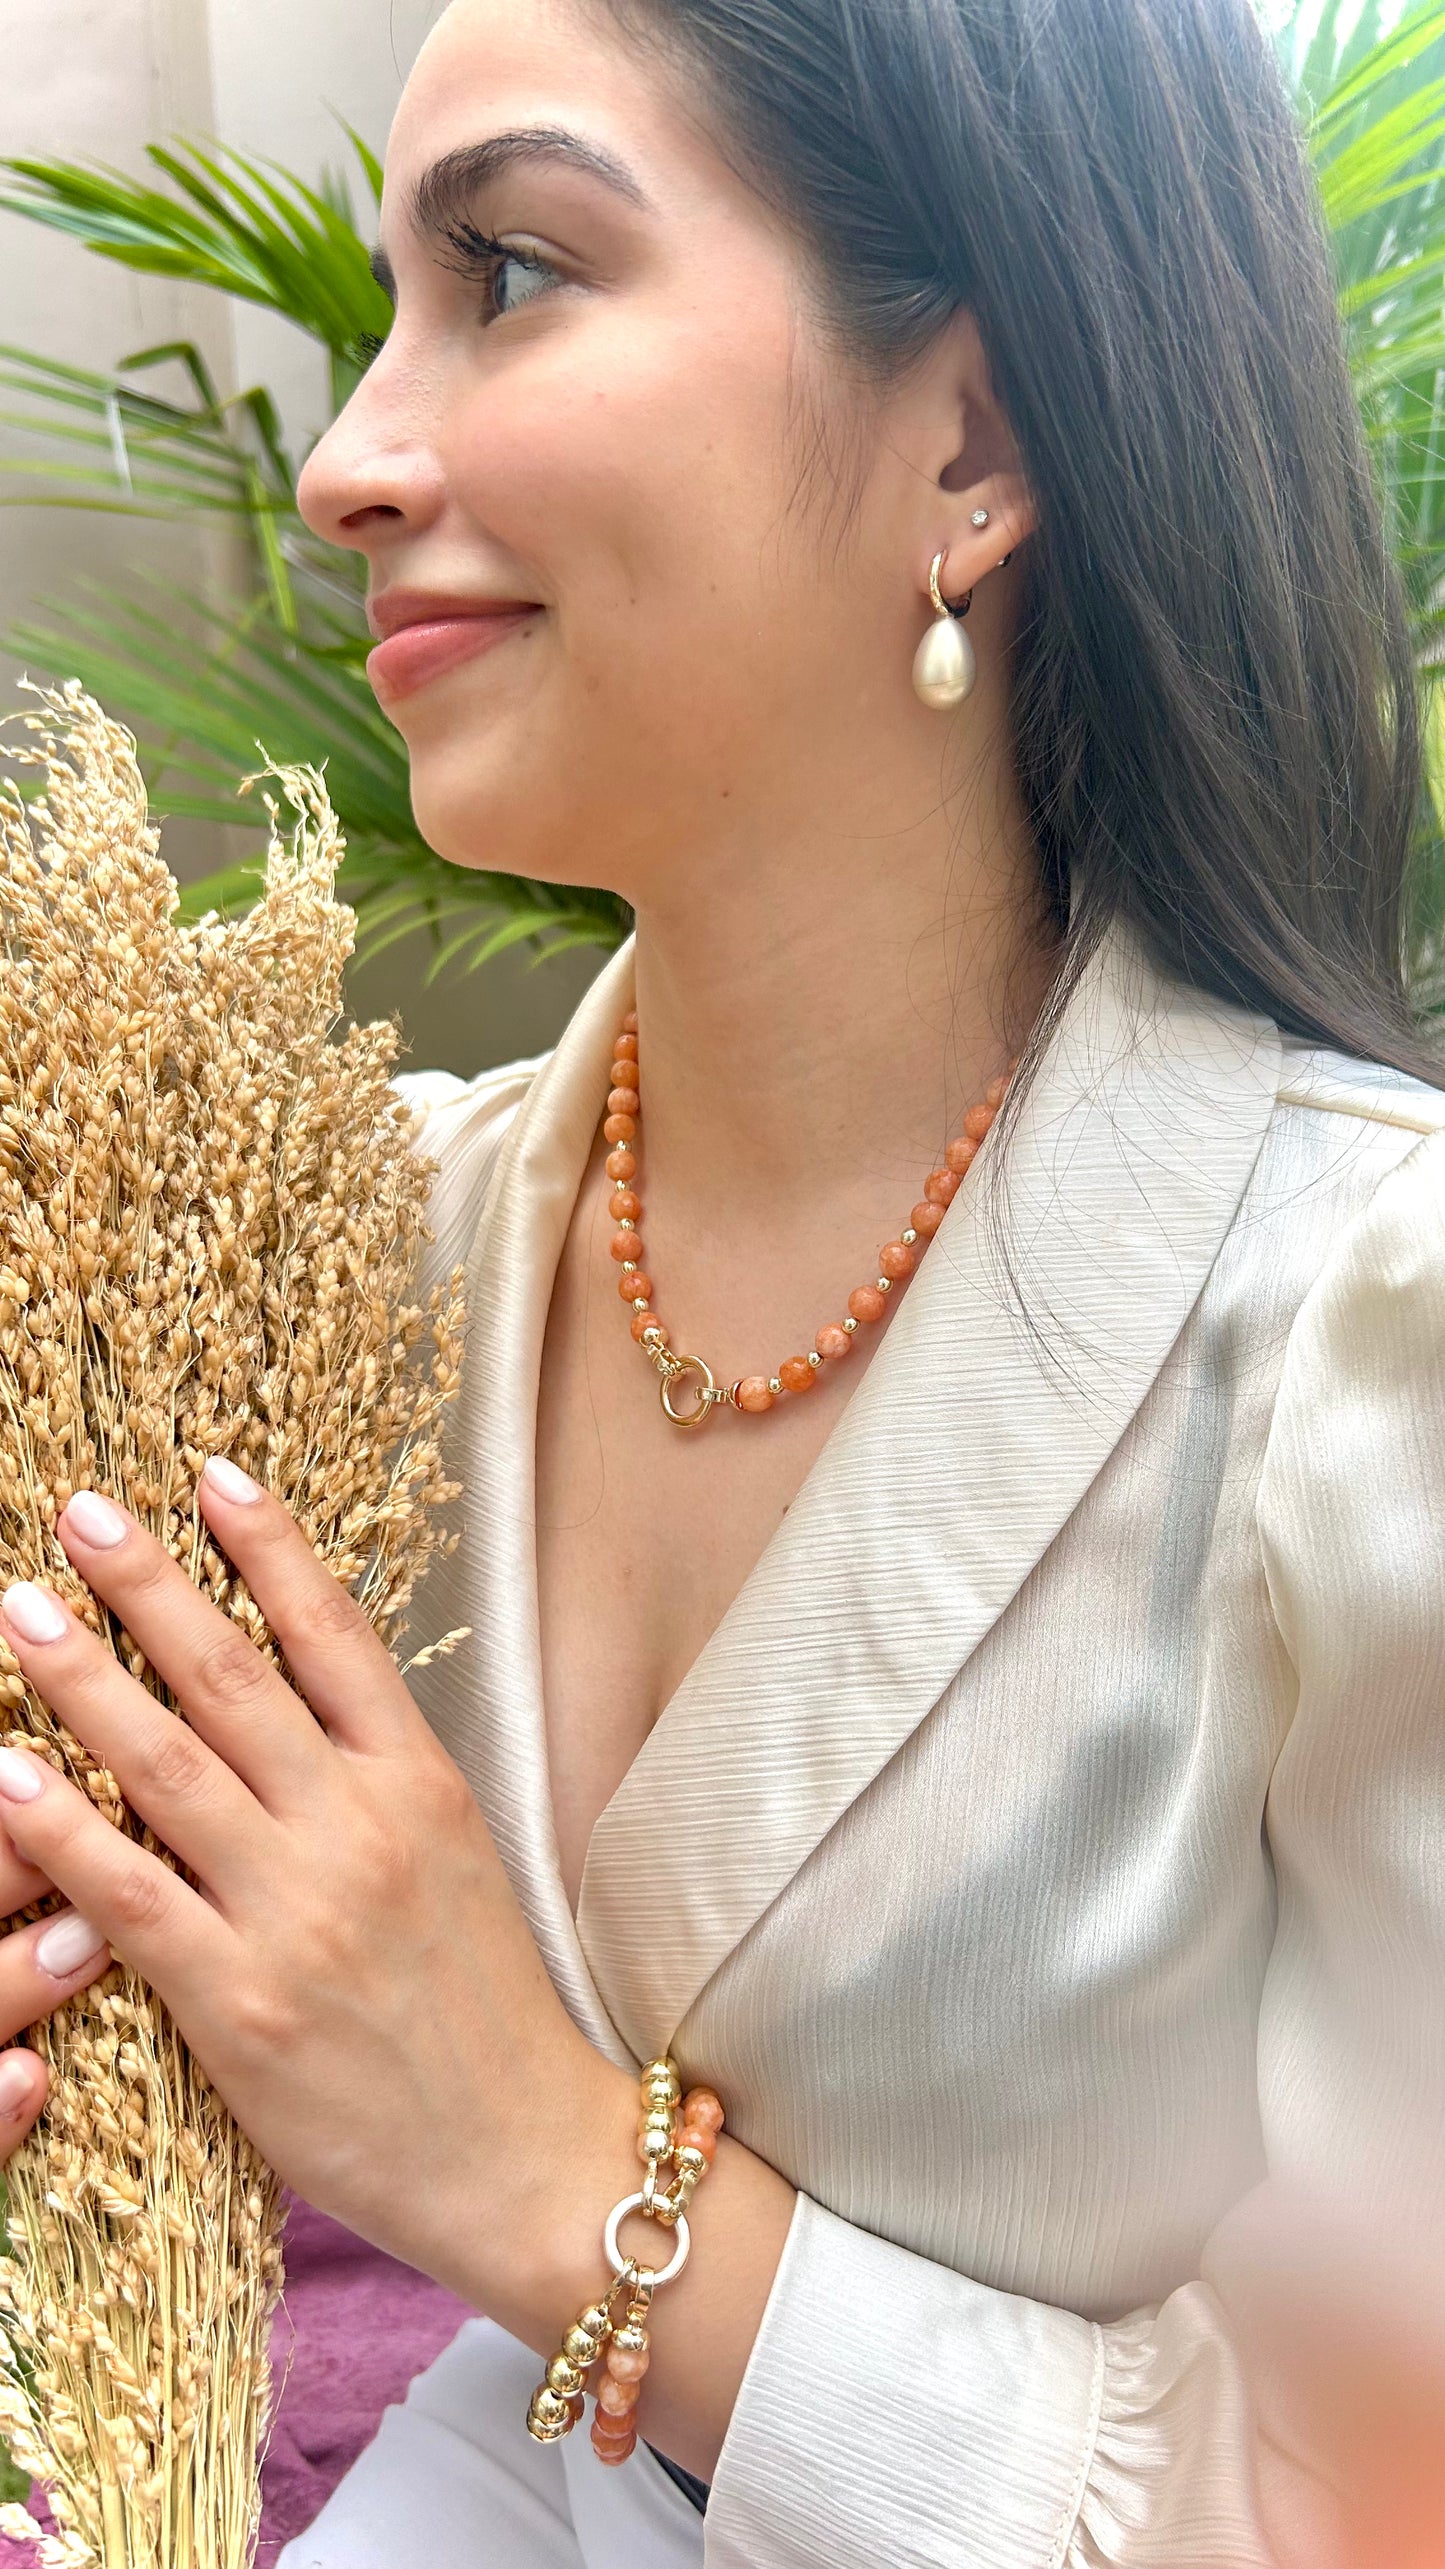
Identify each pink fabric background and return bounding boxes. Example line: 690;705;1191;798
1;2197;470;2563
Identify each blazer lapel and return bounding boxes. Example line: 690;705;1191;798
574;913;1282;2060
404;934;641;2066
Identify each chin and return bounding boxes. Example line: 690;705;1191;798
405;737;582;889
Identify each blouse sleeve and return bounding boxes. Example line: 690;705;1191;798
704;1128;1445;2569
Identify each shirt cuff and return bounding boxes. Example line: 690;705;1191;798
705;2190;1103;2569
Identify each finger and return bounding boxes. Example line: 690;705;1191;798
0;1830;54;1918
0;2046;49;2165
51;1488;327;1802
0;1586;263;1890
0;1742;231;2000
193;1455;413;1751
0;1902;112;2043
0;1910;116;2167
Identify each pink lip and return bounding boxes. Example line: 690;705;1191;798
366;608;538;703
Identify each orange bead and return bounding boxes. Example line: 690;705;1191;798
610;1060;639;1091
878;1240;915;1280
945;1135;978;1175
681;2088;725;2131
630;1307;666;1343
608;1087;640;1118
736;1375;775;1412
778;1356;817;1394
592;2411;637;2448
609;1230;645;1262
923;1169;960;1207
619;1271;652;1302
593;2433;636;2467
611;1188;641;1222
606;2342;650;2381
597;2374;641;2416
679;2122;717;2162
985;1073;1010;1108
815;1323;852;1362
848;1284;888;1325
606;1148;636;1181
911;1201;945;1237
603;1113;637;1143
962;1102;994;1142
614;1029;639;1059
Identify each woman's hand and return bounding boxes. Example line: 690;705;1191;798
0;1459;635;2312
0;1841;113;2162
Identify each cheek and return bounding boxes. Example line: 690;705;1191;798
401;309;855;877
456;304;809;668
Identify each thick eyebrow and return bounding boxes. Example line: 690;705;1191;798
415;128;652;226
369;126;653;305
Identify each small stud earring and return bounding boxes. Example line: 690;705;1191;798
912;550;977;710
970;507;990;527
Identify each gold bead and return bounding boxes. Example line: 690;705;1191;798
842;1315;859;1332
526;2412;569;2443
673;2143;707;2181
642;2061;680;2102
563;2325;602;2366
639;2125;673;2162
546;2355;584;2396
579;2304;613;2340
806;1350;823;1368
901;1227;918;1245
876;1276;893;1293
768;1376;783;1396
611;2323;648;2357
530;2386;571;2429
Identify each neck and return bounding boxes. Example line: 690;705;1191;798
609;719;1060;1370
629;754;1054;1217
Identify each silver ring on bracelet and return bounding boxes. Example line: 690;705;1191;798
604;2192;691;2287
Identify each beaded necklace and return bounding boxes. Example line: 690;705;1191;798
603;1007;1018;1428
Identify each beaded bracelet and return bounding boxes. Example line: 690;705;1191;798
526;2055;726;2466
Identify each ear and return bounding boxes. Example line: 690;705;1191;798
897;306;1037;601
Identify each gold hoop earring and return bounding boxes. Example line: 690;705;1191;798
912;550;977;710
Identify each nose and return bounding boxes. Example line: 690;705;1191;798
295;361;446;563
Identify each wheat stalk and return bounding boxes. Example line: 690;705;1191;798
0;680;467;2569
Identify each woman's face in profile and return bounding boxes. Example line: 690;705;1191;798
296;0;960;903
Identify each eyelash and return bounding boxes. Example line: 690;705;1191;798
354;222;562;366
438;218;562;319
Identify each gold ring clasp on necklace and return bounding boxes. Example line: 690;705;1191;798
659;1352;725;1428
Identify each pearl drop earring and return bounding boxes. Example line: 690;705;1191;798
912;550;976;710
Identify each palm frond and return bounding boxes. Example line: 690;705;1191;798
0;133;390;374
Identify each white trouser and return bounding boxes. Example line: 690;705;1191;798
274;2315;709;2569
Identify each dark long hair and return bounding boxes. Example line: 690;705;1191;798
601;0;1445;1132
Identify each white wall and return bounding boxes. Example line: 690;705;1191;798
0;0;602;1075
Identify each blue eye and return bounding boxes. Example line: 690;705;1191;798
493;249;559;316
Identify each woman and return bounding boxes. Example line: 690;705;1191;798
0;0;1441;2560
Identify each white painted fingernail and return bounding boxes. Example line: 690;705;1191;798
2;1583;70;1645
35;1912;108;1979
0;1747;46;1803
0;2053;35;2118
62;1490;129;1549
202;1455;264;1504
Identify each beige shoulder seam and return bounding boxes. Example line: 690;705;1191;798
1274;1080;1445;1136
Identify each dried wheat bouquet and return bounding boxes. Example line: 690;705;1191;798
0;680;467;2569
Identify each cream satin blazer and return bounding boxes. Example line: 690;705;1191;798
394;909;1445;2569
